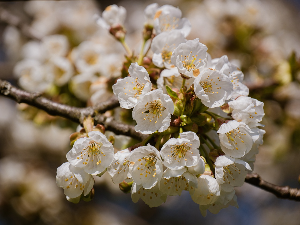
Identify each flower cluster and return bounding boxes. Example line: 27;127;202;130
55;3;265;216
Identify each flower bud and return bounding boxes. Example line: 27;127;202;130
143;24;153;41
93;124;105;134
109;25;126;41
119;181;133;193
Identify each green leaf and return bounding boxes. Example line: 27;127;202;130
166;85;178;99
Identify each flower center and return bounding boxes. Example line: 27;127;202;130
181;52;201;72
223;164;241;184
79;141;105;165
200;81;213;93
160;15;180;32
65;175;85;190
225;128;246;150
142;99;166;123
132;77;145;97
85;53;98;65
137;154;158;178
161;49;172;64
171;143;191;159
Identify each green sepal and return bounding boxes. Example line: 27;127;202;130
166;85;179;99
82;188;95;202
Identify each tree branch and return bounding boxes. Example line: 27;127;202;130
1;79;300;200
245;173;300;201
0;79;146;140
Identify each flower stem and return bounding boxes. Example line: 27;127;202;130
179;127;183;134
203;133;221;150
137;39;146;65
120;39;132;56
200;136;214;150
181;77;186;89
155;135;163;150
141;132;156;146
143;38;152;57
204;111;220;129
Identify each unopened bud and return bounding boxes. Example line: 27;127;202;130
143;24;153;41
109;25;126;41
143;57;152;65
108;135;115;145
171;117;181;127
119;181;133;193
93;124;105;134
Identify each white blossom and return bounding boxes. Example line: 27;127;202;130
42;35;69;57
71;41;103;74
160;168;197;196
157;67;194;94
241;128;265;169
21;41;46;62
132;89;174;134
112;63;151;109
187;157;206;175
151;30;186;68
131;182;167;207
47;56;74;86
209;55;249;99
171;39;208;78
14;59;53;93
102;5;126;27
218;120;254;158
153;5;191;37
144;3;159;26
215;155;251;191
229;96;264;127
199;188;237;216
98;53;123;78
66;131;114;175
189;175;220;205
194;68;233;108
129;145;163;189
107;149;132;184
56;162;94;199
160;132;201;170
90;77;114;105
70;73;97;101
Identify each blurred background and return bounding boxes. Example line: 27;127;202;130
0;0;300;224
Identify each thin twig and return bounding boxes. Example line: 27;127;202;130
245;173;300;201
0;80;149;140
